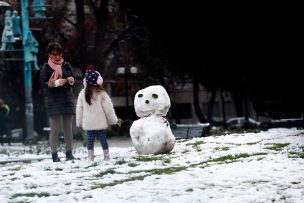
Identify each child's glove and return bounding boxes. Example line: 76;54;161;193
116;118;124;128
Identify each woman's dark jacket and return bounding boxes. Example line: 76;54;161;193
40;62;76;116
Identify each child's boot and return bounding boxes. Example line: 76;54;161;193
103;149;110;161
88;150;94;161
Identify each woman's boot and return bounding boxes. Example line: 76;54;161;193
66;150;75;160
52;152;60;162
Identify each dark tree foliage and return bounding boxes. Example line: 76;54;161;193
119;1;302;119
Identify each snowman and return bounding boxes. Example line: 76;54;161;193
130;85;176;154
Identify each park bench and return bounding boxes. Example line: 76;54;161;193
171;123;210;139
0;128;23;144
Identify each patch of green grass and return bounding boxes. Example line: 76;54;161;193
128;162;138;167
9;166;22;171
11;192;50;198
27;184;38;189
54;167;63;171
214;147;230;151
147;166;187;175
92;175;146;189
185;188;193;192
93;165;188;189
225;142;242;146
95;169;116;177
83;195;93;199
135;156;163;162
85;162;98;169
186;140;204;147
116;159;127;165
297;152;304;159
211;153;267;163
264;143;289;151
23;174;31;178
181;149;190;154
177;139;189;143
135;155;172;164
246;141;260;145
289;152;304;159
189;153;268;168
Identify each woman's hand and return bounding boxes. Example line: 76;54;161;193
67;77;75;85
54;78;67;87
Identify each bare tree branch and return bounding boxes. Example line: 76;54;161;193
85;0;97;17
62;16;77;28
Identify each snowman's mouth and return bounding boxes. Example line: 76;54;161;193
139;110;154;117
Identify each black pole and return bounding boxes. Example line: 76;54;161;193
124;67;129;108
243;76;249;130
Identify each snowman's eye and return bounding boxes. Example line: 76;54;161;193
138;94;143;98
152;94;158;99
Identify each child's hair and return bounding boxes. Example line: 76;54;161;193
47;42;63;55
85;86;104;105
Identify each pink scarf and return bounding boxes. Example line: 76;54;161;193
48;57;64;81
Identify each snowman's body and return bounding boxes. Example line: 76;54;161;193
130;85;175;154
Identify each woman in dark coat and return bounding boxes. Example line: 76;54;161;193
40;42;76;162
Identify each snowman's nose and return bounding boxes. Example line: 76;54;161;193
145;100;149;104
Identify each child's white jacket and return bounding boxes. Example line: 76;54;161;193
76;89;118;130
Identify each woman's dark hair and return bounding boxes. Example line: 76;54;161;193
85;86;104;105
47;42;63;55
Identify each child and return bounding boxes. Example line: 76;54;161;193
76;65;120;161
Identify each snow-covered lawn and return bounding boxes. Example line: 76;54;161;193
0;128;304;203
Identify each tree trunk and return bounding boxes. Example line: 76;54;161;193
243;76;249;129
207;85;217;122
220;87;226;127
193;76;205;123
233;90;243;117
75;0;87;71
94;0;109;74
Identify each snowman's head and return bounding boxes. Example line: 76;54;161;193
134;85;170;117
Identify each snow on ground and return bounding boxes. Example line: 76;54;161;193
0;128;304;203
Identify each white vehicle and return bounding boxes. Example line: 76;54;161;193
226;117;260;128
